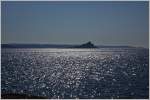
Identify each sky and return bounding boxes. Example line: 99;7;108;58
1;1;149;48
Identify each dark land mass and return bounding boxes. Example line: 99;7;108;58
1;41;136;49
73;41;97;48
1;93;148;99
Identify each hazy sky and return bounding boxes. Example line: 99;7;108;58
1;1;149;48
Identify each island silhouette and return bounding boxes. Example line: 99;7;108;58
74;41;97;48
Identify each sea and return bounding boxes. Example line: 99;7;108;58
1;48;149;99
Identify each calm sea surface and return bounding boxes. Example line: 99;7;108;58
1;48;149;99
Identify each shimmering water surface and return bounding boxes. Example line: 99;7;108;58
1;48;149;99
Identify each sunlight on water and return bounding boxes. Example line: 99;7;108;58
1;48;149;99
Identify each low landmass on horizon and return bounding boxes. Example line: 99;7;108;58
2;41;138;48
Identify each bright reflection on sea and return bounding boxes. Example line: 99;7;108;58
1;48;149;99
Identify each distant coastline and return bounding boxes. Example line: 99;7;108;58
1;43;140;49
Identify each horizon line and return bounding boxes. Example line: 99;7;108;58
1;43;148;49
